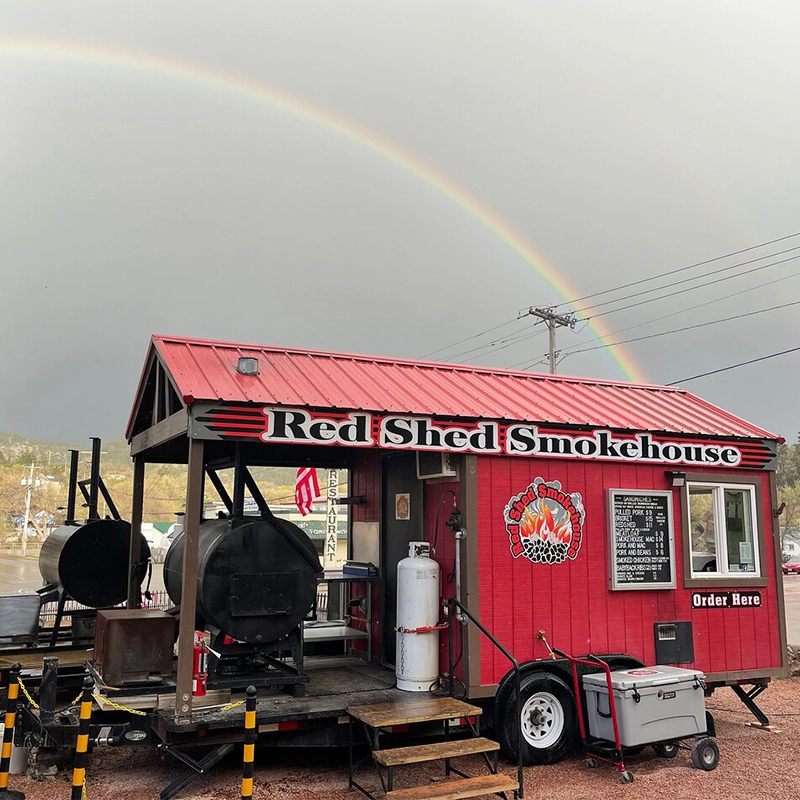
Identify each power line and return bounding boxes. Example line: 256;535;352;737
444;325;546;363
554;230;800;309
562;270;800;351
560;299;800;357
667;345;800;385
419;316;520;359
582;252;800;320
572;247;800;315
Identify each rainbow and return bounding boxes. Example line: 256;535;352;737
0;36;646;383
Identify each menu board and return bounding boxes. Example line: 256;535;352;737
608;490;676;590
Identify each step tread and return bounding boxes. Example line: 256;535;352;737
374;737;500;766
386;773;518;800
348;697;482;728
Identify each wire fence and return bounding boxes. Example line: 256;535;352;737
37;590;329;627
38;591;174;628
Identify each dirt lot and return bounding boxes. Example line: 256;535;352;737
8;676;800;800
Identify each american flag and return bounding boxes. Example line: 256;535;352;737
295;467;320;516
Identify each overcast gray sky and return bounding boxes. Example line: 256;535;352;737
2;1;799;443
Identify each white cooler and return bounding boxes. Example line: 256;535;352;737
582;665;706;747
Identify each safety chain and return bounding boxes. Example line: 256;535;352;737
18;677;244;720
218;698;246;713
16;676;39;709
17;676;87;714
91;694;147;716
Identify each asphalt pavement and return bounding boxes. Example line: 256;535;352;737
0;551;44;592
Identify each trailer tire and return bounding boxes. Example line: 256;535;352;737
500;672;578;765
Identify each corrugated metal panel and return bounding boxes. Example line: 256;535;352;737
134;334;779;441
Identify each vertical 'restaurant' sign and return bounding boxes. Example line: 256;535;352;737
326;470;339;566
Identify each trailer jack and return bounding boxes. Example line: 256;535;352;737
158;742;235;800
730;684;780;733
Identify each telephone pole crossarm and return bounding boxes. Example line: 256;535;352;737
521;307;577;374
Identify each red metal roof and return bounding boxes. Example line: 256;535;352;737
126;334;780;441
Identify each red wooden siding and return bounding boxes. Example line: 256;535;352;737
475;456;782;686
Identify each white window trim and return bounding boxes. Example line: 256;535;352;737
688;481;760;579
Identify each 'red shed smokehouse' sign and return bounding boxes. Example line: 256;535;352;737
189;405;776;470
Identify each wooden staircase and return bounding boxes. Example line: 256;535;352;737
347;696;519;799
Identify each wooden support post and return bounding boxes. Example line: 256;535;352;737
175;438;204;722
128;456;145;608
70;676;93;800
0;663;24;800
241;686;257;799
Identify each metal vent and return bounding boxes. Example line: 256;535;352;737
657;623;677;641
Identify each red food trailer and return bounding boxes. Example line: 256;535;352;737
117;335;786;769
15;336;788;797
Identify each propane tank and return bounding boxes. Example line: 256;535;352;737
396;541;440;692
192;632;208;698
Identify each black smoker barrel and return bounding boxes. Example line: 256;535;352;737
163;516;321;644
39;520;151;608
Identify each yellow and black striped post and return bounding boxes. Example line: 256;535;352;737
0;662;24;800
70;676;93;800
241;685;257;799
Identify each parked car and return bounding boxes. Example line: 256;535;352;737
782;562;800;575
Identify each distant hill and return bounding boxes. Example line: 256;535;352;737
0;431;311;534
0;432;132;471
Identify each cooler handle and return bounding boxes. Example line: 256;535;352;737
594;690;613;719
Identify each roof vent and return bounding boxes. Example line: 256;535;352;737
237;356;259;376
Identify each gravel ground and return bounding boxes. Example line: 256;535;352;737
9;677;800;800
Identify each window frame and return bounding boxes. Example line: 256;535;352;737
679;473;767;588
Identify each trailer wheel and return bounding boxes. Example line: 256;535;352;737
653;741;679;758
500;672;578;765
690;738;719;771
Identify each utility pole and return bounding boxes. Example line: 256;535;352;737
522;307;577;374
21;462;35;557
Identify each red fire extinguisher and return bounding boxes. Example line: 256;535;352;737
192;631;208;698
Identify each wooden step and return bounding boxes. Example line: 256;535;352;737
348;697;482;728
386;773;518;800
374;737;499;767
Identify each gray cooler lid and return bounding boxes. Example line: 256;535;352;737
582;665;705;691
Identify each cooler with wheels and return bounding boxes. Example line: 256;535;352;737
581;664;719;777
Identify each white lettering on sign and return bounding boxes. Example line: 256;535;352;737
257;407;747;468
691;591;762;608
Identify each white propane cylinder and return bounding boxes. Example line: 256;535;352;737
396;541;440;692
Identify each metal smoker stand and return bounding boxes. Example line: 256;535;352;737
553;649;719;782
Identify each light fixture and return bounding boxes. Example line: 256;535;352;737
666;470;686;488
237;356;259;376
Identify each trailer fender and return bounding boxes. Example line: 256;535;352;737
492;658;572;731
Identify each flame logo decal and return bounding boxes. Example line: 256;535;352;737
504;478;585;564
